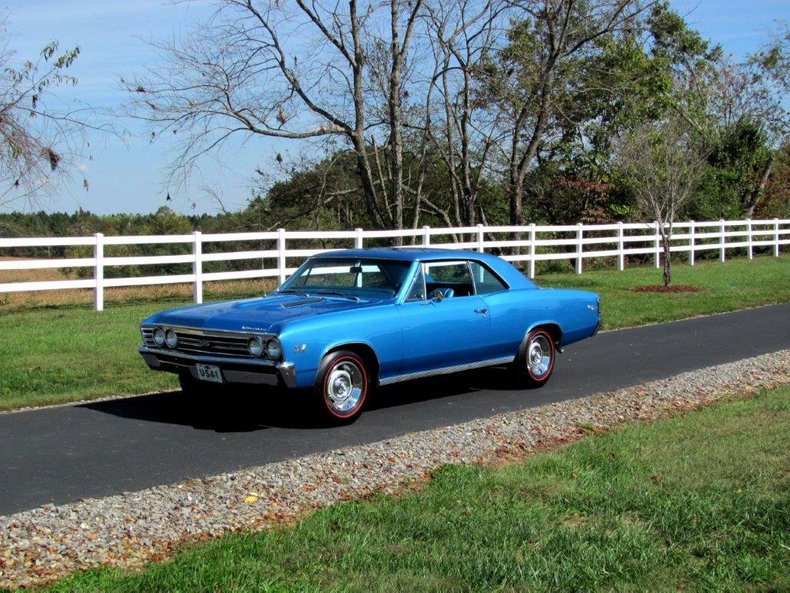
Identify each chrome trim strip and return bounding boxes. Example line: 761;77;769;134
140;348;296;388
139;347;278;368
140;324;275;340
379;355;514;386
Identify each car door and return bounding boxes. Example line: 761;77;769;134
468;260;529;360
397;261;491;375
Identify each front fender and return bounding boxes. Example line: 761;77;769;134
277;305;401;389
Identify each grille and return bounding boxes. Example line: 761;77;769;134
141;326;258;358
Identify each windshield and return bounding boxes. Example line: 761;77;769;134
279;257;412;297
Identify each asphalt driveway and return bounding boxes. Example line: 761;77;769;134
1;303;788;516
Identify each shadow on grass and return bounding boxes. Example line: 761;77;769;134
80;366;524;433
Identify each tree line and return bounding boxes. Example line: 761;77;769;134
123;0;787;234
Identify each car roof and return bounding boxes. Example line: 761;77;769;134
312;247;487;262
310;248;535;288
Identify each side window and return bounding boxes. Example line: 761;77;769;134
469;261;508;294
424;261;475;297
405;265;426;301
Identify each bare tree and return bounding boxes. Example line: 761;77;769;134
0;27;90;210
423;0;506;227
616;116;707;286
128;0;427;231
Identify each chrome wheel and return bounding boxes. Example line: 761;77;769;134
527;334;552;378
326;361;364;413
317;351;371;422
514;328;556;387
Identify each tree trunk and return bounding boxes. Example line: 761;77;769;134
350;0;386;230
389;0;404;240
661;233;672;287
744;155;774;218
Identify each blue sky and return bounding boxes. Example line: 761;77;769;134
2;0;788;216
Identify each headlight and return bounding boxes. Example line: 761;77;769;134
247;336;264;357
153;327;165;347
165;329;178;349
265;338;282;359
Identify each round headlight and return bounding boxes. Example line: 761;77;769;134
265;338;282;359
248;336;264;357
153;327;165;347
165;329;178;349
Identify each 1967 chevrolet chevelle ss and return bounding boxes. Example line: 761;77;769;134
139;249;600;422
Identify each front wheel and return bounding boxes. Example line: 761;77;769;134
314;350;371;423
514;328;556;388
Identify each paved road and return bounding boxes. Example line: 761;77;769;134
1;304;788;516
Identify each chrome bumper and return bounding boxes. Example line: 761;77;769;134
138;347;297;388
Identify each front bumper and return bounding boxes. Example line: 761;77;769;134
138;347;297;388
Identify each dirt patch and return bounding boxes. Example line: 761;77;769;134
632;284;701;293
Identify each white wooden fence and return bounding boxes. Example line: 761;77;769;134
1;219;787;311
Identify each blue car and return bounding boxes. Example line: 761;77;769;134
139;249;600;422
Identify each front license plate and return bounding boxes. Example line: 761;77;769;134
196;364;224;384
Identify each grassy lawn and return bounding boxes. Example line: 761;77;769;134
537;255;790;329
0;255;787;412
42;385;790;592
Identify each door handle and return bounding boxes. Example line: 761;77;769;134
474;308;488;315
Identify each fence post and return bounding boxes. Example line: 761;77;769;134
422;225;431;246
277;228;287;286
774;218;780;257
355;228;364;249
654;221;660;269
193;231;203;304
720;220;726;262
575;223;583;274
476;224;485;253
528;223;536;279
617;221;624;271
94;233;104;312
747;219;753;260
689;221;695;266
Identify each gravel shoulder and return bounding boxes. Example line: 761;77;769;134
2;350;789;590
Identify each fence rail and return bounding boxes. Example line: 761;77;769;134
1;219;787;311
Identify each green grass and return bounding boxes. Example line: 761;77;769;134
42;385;790;593
0;303;180;410
537;255;790;329
0;255;787;411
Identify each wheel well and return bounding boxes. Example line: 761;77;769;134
535;323;562;346
327;343;381;384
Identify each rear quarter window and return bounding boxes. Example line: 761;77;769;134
469;261;508;294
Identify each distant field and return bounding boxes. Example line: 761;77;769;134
0;256;275;311
0;255;788;411
0;256;76;283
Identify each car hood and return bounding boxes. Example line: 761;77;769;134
143;293;386;333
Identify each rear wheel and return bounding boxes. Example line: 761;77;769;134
314;350;371;423
514;328;556;387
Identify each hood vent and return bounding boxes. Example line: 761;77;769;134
280;297;325;308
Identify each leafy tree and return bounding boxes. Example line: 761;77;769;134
475;0;653;226
689;119;773;220
0;19;94;210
